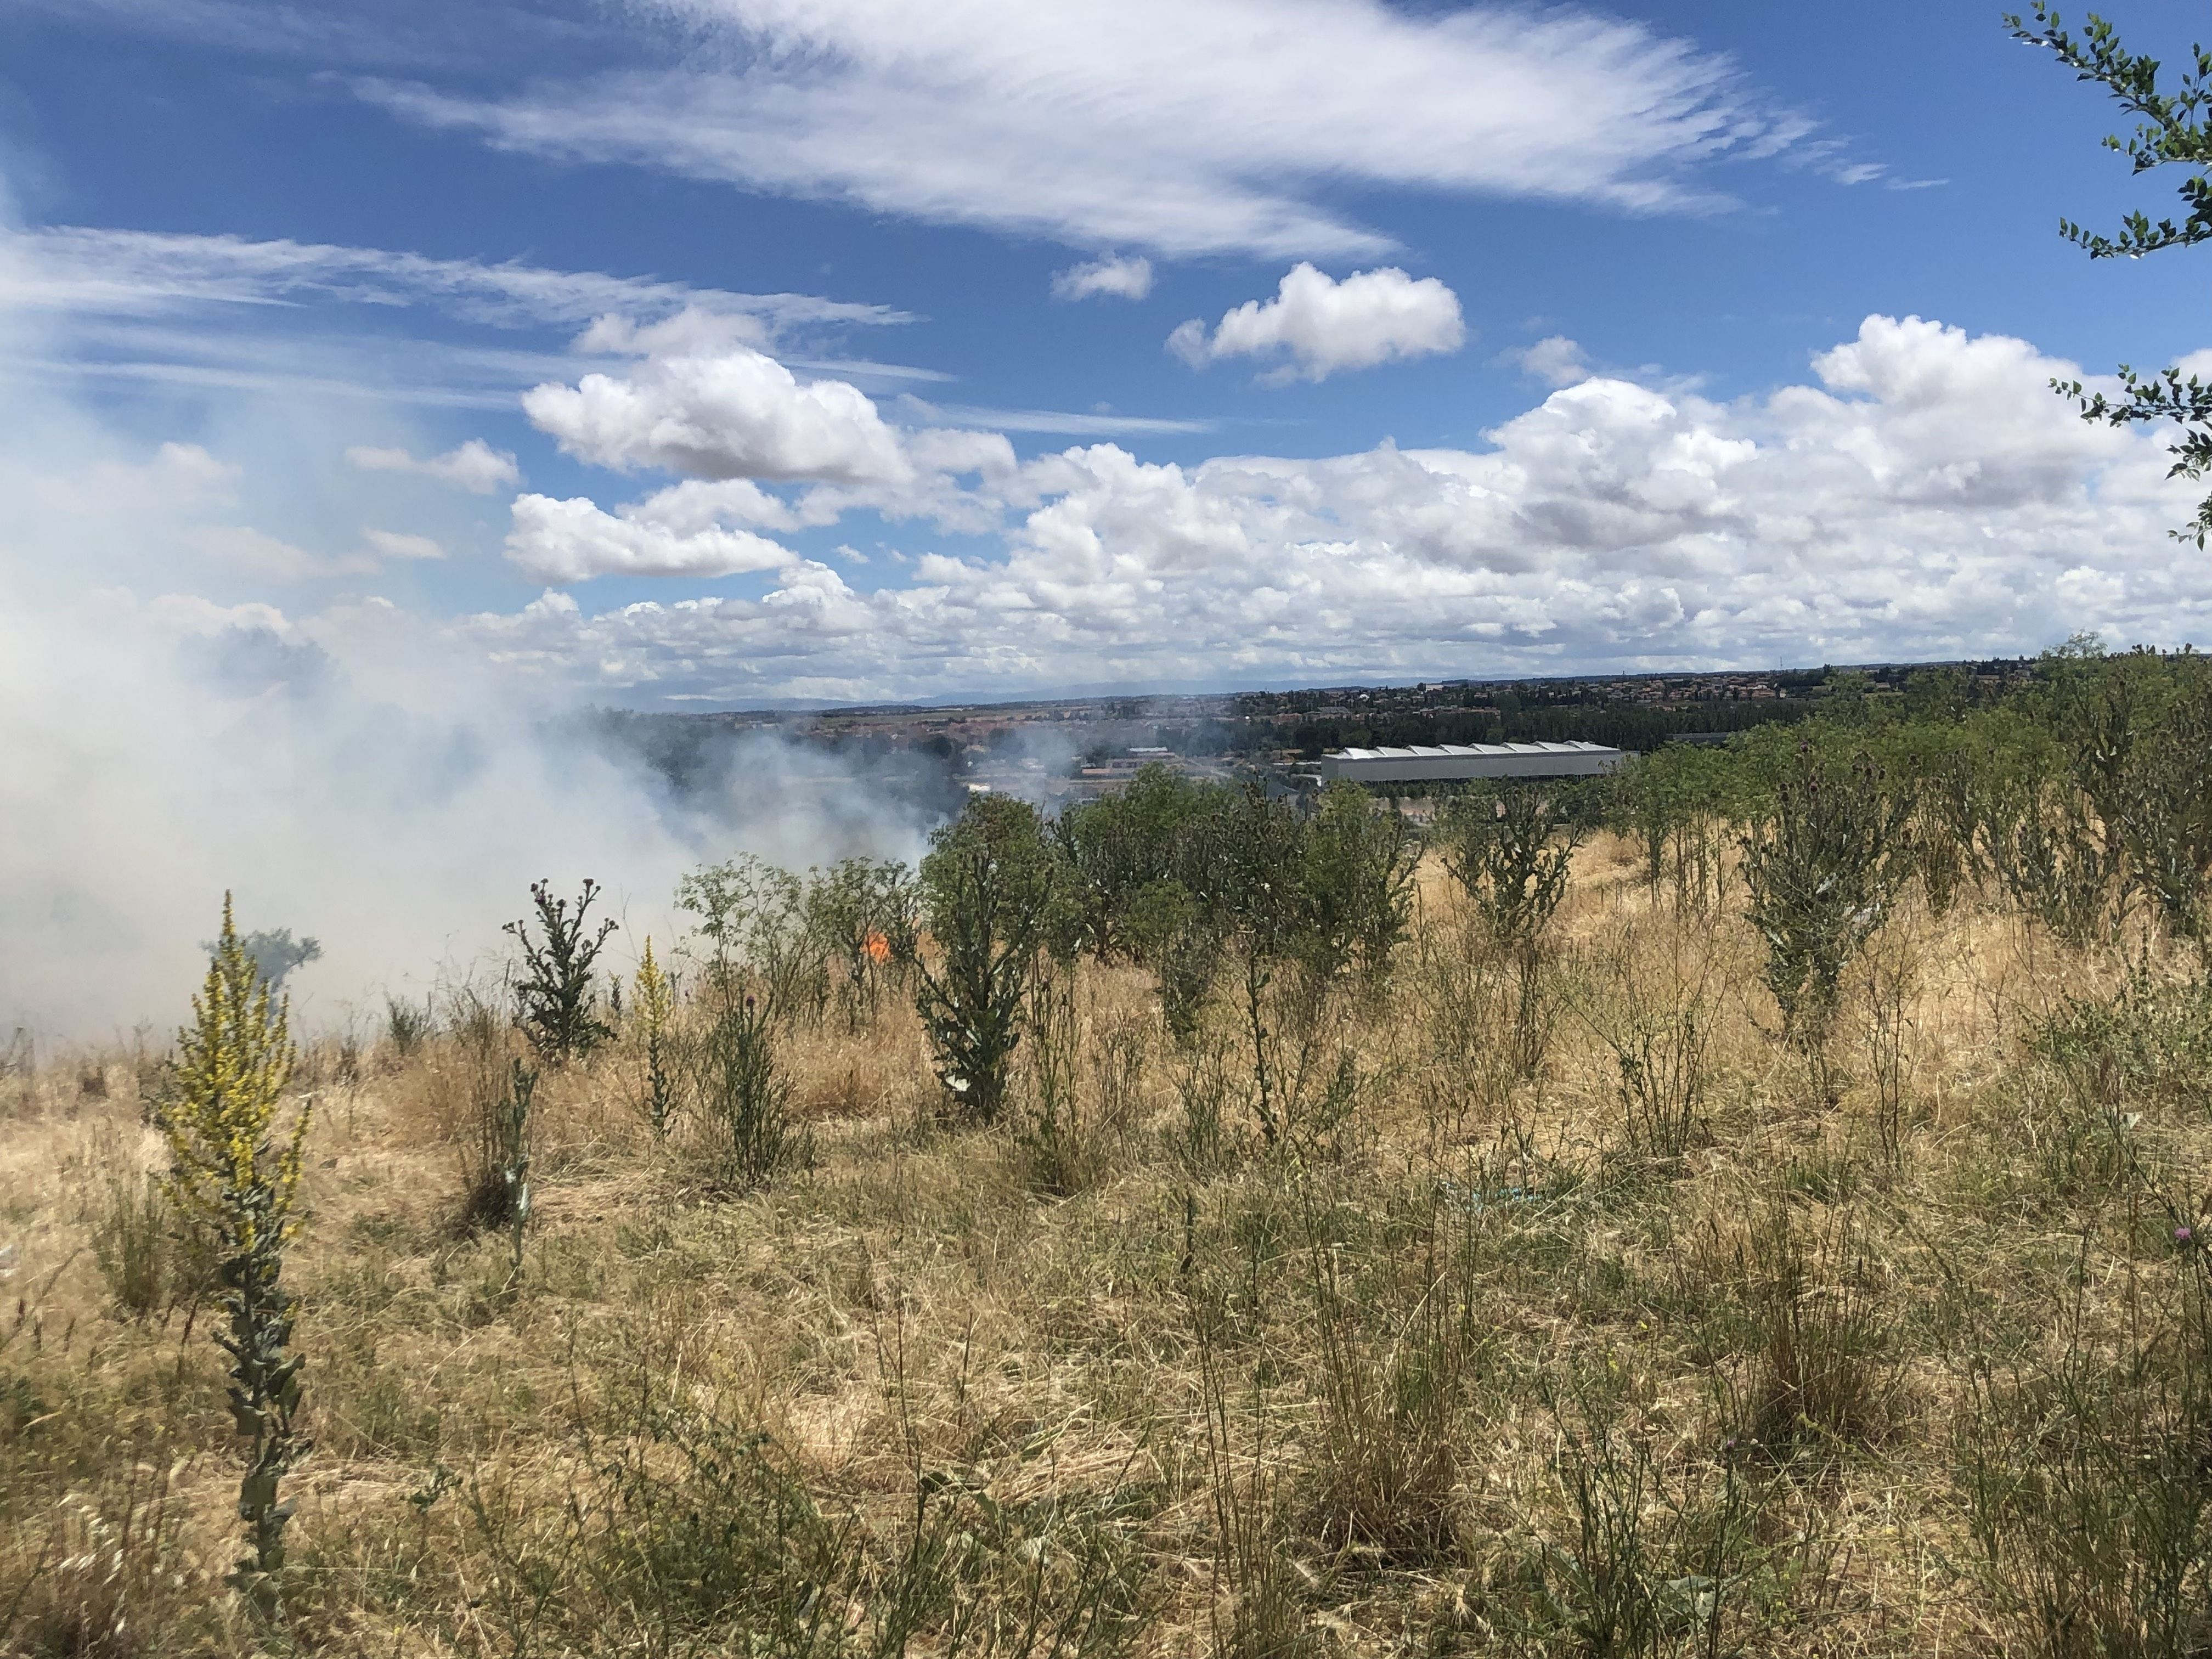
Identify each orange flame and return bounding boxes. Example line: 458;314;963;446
862;930;892;966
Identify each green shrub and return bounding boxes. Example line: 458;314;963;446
1052;764;1215;962
1440;782;1587;952
1600;994;1710;1166
916;795;1059;1124
1440;782;1589;1075
679;853;829;1025
807;856;919;1030
691;986;809;1191
1121;878;1222;1043
1739;752;1910;1051
1977;775;2123;947
2033;969;2212;1121
1014;970;1100;1198
1296;781;1419;986
383;992;431;1059
1962;1242;2212;1658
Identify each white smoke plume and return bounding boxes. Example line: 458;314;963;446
0;290;933;1042
0;590;936;1040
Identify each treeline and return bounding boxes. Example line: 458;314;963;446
592;643;2212;1148
1617;647;2212;946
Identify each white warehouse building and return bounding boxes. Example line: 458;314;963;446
1316;740;1627;784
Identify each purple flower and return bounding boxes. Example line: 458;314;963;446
2178;1226;2195;1244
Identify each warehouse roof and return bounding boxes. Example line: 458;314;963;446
1324;741;1617;761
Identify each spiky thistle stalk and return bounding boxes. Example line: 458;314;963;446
158;894;313;1628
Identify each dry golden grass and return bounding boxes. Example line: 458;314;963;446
2;834;2207;1656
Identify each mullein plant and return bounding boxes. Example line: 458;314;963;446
157;895;313;1628
633;936;679;1141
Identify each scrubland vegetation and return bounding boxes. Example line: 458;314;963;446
11;642;2212;1656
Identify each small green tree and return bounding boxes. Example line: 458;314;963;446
691;988;808;1190
1977;773;2125;946
1740;753;1912;1051
916;795;1059;1124
506;878;618;1065
676;855;826;1024
1298;781;1420;986
2007;4;2212;544
201;927;321;991
1440;783;1589;1074
1216;784;1312;1142
1052;764;1211;961
1121;876;1223;1043
805;857;918;1030
157;895;313;1628
1441;784;1588;952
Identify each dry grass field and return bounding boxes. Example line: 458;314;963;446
3;829;2208;1657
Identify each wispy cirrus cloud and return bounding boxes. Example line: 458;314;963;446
0;226;911;335
347;438;520;492
362;0;1811;259
3;0;640;74
0;225;925;410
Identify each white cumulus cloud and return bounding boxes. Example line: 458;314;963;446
505;492;797;583
1169;263;1466;383
454;314;2207;699
1052;255;1154;301
347;438;520;493
1508;335;1593;388
522;345;913;484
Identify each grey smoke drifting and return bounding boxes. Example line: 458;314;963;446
0;609;934;1042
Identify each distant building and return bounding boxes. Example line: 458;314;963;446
1077;746;1180;779
1316;740;1626;783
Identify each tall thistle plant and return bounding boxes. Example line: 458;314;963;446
1441;783;1589;1075
1740;752;1911;1053
158;895;313;1628
506;877;618;1066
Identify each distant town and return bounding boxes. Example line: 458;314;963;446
591;657;2039;809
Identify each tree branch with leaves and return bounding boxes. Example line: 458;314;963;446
2007;3;2212;544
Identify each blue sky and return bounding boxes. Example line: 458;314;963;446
1;0;2208;704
